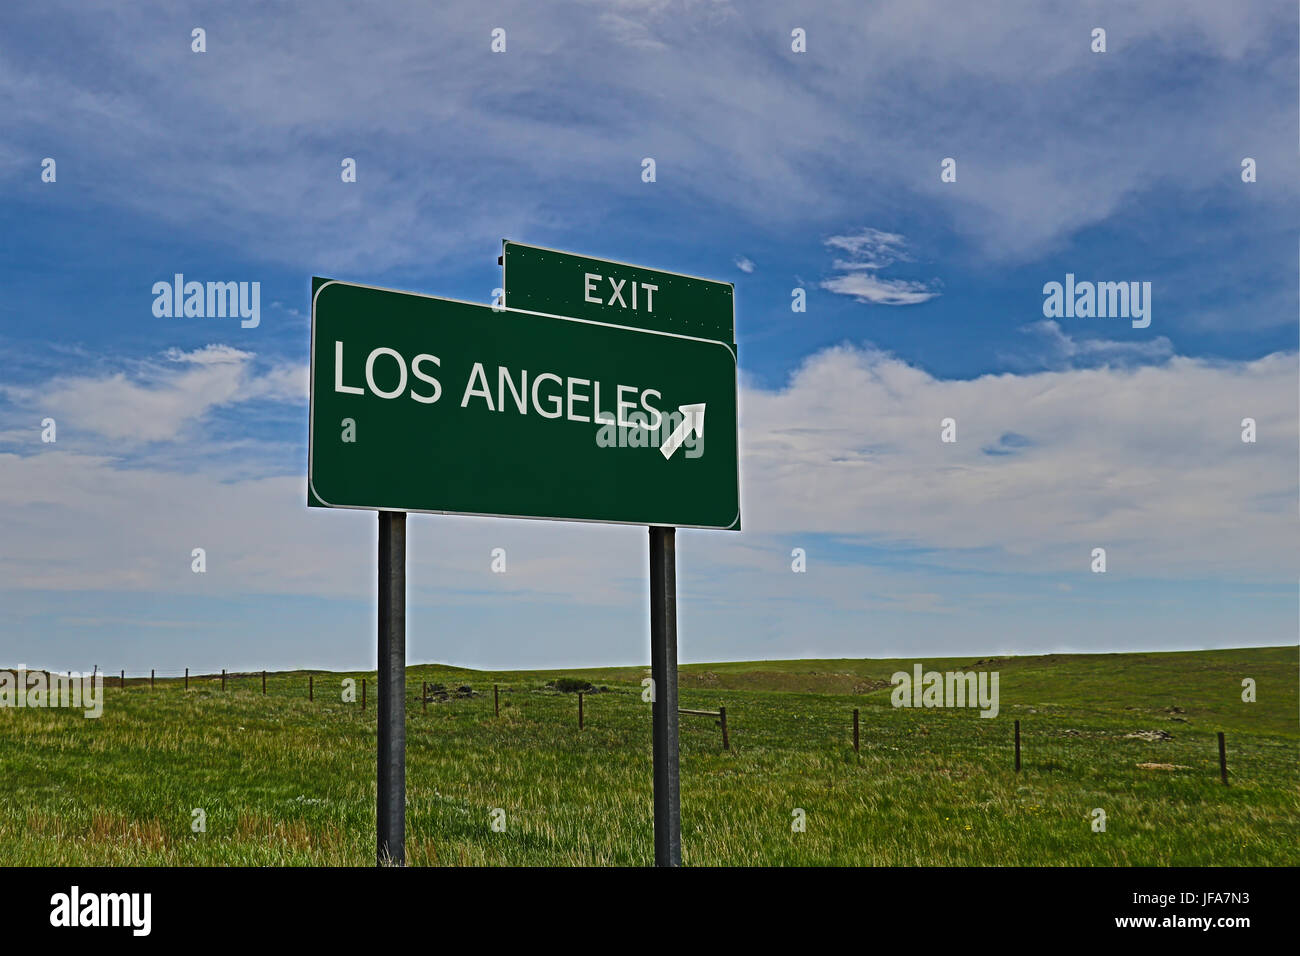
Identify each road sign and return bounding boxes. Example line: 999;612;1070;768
309;278;740;530
501;240;735;344
500;242;738;866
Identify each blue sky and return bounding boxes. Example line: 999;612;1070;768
1;0;1297;673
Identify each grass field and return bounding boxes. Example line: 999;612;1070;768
1;647;1296;866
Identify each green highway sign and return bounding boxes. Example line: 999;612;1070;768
312;251;740;864
309;278;740;529
501;240;735;344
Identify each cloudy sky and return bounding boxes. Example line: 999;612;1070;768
1;0;1296;672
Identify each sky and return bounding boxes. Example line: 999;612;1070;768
1;0;1297;673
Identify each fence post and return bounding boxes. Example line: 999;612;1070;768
853;708;859;753
120;669;125;689
719;705;729;751
221;668;226;692
185;667;188;691
151;669;155;691
578;692;584;730
362;678;367;711
422;681;428;715
262;671;266;695
309;675;313;701
1014;719;1021;772
1217;731;1228;786
494;684;499;717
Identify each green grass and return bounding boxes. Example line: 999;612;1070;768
1;647;1295;865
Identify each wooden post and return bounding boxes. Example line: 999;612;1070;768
120;669;125;689
1014;719;1021;772
221;668;226;692
185;667;188;691
150;669;155;690
362;678;367;711
719;705;729;751
853;708;860;753
262;671;266;695
1218;731;1228;786
309;675;313;701
494;684;499;717
578;692;584;730
422;681;428;715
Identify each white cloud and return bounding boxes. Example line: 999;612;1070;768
0;449;647;605
741;344;1297;578
734;256;755;273
164;345;249;366
824;228;910;270
0;347;305;444
0;342;1293;608
820;272;939;306
0;339;1294;666
596;12;671;50
820;228;940;305
3;1;1293;270
247;362;310;404
1019;320;1176;364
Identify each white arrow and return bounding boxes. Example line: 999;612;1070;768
659;403;706;460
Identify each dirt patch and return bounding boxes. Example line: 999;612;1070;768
853;678;893;693
419;683;481;702
1137;762;1191;771
540;679;608;695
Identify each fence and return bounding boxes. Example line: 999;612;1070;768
89;669;1259;784
680;707;729;750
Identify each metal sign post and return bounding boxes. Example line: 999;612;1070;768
377;510;406;865
649;526;681;866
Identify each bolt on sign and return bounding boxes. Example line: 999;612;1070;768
309;277;740;530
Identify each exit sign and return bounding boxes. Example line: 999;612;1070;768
501;241;735;344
